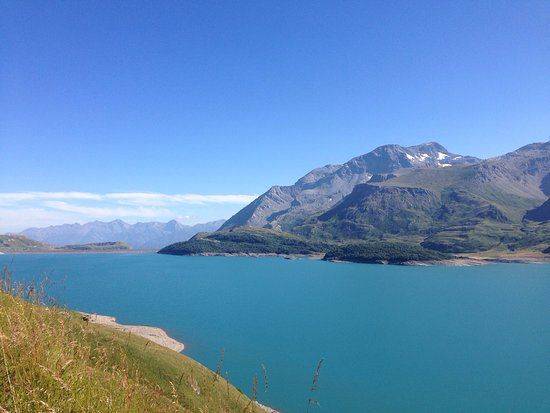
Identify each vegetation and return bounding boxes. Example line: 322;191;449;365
159;227;329;256
0;270;265;413
421;221;550;253
324;241;448;264
62;241;132;251
159;227;452;264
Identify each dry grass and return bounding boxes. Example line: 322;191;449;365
0;268;265;412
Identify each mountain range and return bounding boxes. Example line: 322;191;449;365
21;219;225;250
162;140;549;261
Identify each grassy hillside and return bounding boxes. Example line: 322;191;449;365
159;227;329;256
62;241;132;251
324;241;447;264
0;235;133;253
421;221;550;253
0;277;266;412
158;227;452;264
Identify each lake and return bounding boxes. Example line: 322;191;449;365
1;253;549;412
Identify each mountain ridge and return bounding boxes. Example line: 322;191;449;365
21;219;226;249
293;140;549;249
221;141;481;231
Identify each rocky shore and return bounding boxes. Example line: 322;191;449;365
81;312;184;352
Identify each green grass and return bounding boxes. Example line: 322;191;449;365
0;274;265;413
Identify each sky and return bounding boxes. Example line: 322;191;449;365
1;1;549;231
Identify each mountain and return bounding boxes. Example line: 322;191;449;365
163;140;549;260
221;142;480;231
21;219;225;249
295;141;550;251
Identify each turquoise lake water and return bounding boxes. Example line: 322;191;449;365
1;253;549;412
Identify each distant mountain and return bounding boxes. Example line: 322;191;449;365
221;142;480;231
163;140;549;259
21;219;226;249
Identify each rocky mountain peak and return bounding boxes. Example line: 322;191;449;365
221;140;481;230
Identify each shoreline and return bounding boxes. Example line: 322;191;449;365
403;257;550;266
80;312;280;412
5;249;549;265
1;249;154;255
162;251;550;266
80;312;184;353
184;251;325;260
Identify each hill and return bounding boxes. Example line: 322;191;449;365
0;235;133;253
21;219;226;250
159;227;449;264
0;234;53;253
159;227;329;256
0;280;267;412
61;241;132;251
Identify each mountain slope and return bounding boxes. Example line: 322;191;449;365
21;219;225;249
376;141;550;222
293;141;549;251
0;286;266;412
158;227;448;264
524;198;550;222
221;142;480;231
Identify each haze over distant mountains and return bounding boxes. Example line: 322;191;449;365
21;219;225;250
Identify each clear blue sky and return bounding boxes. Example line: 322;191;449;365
1;1;549;230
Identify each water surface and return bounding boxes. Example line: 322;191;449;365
2;253;549;412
